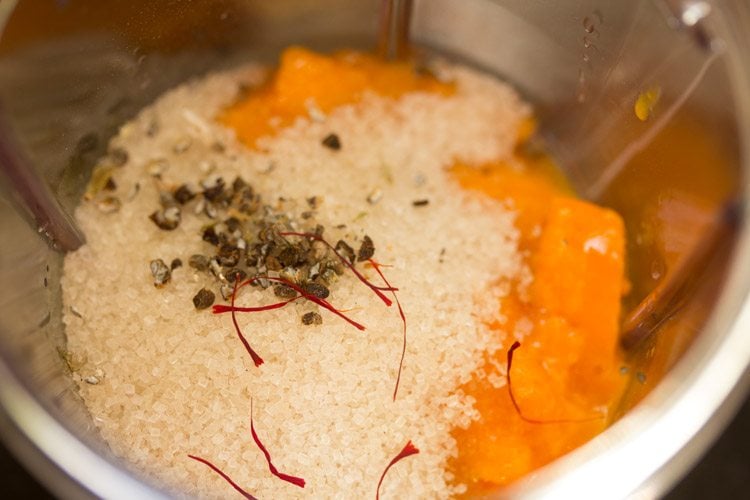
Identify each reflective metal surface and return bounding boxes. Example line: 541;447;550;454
0;1;747;498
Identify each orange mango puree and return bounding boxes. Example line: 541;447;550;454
222;47;628;493
221;46;453;147
451;157;628;493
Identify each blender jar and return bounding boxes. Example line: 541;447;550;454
0;1;748;498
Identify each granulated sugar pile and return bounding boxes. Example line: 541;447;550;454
62;59;529;498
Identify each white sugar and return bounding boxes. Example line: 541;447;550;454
62;59;529;498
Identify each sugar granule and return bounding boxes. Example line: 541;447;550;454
62;60;528;499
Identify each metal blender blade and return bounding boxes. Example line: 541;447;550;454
0;114;85;252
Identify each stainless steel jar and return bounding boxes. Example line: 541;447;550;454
0;1;748;498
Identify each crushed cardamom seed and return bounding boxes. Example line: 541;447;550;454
302;282;330;299
174;184;197;204
302;311;323;325
322;133;341;150
335;240;356;264
357;235;375;262
189;254;210;271
274;284;298;299
149;206;181;230
192;288;215;310
150;259;171;287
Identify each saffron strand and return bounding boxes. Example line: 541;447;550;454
212;296;300;314
250;400;306;488
230;277;265;367
280;231;395;306
187;454;259;500
376;440;420;500
506;341;604;424
368;259;407;401
214;271;366;367
266;277;366;331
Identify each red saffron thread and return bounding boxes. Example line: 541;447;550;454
215;278;363;330
250;399;306;488
279;231;395;306
229;276;265;367
265;276;366;331
214;272;365;366
506;341;605;424
213;295;300;314
376;440;420;500
187;454;258;500
368;259;406;401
